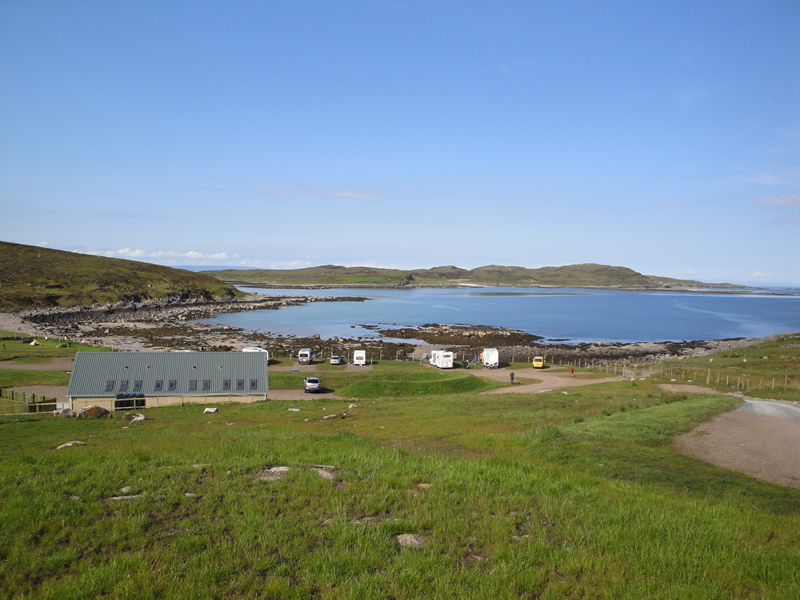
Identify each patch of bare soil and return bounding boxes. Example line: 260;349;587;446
477;366;621;394
657;384;721;395
668;385;800;489
6;385;68;405
0;357;75;370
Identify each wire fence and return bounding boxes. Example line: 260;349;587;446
588;362;799;396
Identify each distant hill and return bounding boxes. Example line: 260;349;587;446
204;263;731;289
0;241;241;311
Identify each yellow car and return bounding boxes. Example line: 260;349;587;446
532;356;545;368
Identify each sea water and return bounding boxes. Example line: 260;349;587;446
194;287;800;344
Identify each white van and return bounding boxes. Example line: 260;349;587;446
242;347;269;363
430;350;454;369
482;348;499;369
298;348;313;364
353;350;367;366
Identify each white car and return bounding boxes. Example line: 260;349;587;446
329;355;344;365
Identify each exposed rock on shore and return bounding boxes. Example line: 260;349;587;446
378;323;542;346
11;294;418;358
7;296;772;366
21;294;366;329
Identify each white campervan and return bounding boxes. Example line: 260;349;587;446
242;347;269;362
430;350;454;369
298;348;313;365
482;348;499;369
352;350;367;366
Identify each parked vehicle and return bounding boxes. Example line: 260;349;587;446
303;377;321;393
329;355;344;365
298;348;313;365
242;347;269;361
481;348;499;369
532;356;545;368
353;350;367;366
430;350;454;369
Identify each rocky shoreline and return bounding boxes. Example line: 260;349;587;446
2;295;776;365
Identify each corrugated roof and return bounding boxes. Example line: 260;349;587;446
67;351;269;398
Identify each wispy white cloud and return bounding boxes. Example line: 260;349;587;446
269;259;314;268
758;194;800;207
749;271;773;279
734;173;788;185
261;186;296;196
85;248;235;262
333;191;382;201
260;185;382;201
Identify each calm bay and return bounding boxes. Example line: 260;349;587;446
193;287;800;345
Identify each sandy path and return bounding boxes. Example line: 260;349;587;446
674;409;800;489
664;384;800;489
475;366;622;394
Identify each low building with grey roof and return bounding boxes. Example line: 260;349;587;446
66;351;268;411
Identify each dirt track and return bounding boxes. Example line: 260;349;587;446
476;365;621;394
665;385;800;489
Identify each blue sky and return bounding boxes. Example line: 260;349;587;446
1;1;799;285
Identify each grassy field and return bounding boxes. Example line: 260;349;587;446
1;340;798;597
616;333;800;404
268;363;503;397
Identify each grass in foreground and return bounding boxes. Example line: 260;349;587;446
1;379;797;599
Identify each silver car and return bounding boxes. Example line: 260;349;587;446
303;377;321;393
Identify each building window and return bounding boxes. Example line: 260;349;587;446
236;379;245;391
250;379;258;390
202;379;211;391
223;379;231;391
105;380;115;392
154;380;163;392
134;380;142;392
188;379;197;391
120;380;129;392
168;380;177;392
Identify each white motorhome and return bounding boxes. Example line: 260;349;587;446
242;347;269;361
352;350;367;366
430;350;454;369
481;348;499;369
298;348;313;365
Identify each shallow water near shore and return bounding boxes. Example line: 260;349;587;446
194;286;800;344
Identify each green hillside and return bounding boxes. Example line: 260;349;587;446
205;263;727;289
0;241;240;311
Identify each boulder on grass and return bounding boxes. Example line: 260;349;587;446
204;407;219;414
397;534;427;548
123;413;148;422
57;440;86;449
256;466;290;481
53;408;76;418
77;405;111;419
